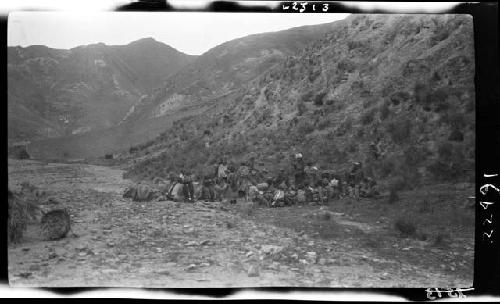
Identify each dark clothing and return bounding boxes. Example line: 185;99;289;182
295;172;306;189
292;158;306;189
180;174;194;201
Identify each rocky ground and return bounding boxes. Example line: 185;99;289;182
8;159;474;288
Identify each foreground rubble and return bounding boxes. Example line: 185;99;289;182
8;159;473;288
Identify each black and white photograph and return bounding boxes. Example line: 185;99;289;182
7;7;476;289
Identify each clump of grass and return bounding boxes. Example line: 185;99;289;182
387;188;399;204
418;199;433;214
394;217;417;238
432;231;449;247
8;189;40;243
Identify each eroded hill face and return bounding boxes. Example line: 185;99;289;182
125;14;475;188
26;21;345;159
8;38;195;144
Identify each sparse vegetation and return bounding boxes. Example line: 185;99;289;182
394;217;417;237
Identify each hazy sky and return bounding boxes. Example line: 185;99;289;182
8;12;350;55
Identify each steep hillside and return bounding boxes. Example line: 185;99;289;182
8;38;195;144
124;14;475;188
26;21;344;159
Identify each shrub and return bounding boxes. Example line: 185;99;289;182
314;91;327;106
440;111;467;129
418;199;433;214
300;90;314;103
448;129;464;142
403;145;428;167
297;101;307;116
377;157;395;178
414;82;430;105
386;118;411;144
360;108;376;125
394;217;417;237
8;190;40;243
379;102;390;121
390;91;411;106
387;188;399;204
296;119;315;135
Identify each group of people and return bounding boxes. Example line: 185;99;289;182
160;152;379;206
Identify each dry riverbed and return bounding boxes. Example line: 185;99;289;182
8;159;474;288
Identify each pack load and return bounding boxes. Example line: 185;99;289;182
256;182;269;191
123;183;158;202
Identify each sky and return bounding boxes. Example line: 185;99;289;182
8;12;350;56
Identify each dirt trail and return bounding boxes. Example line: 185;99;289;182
8;159;472;288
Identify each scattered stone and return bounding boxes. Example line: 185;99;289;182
246;251;254;257
186;241;198;246
247;265;260;277
21;248;30;252
107;242;115;247
29;265;41;271
17;272;33;278
199;240;210;246
156;270;170;275
185;264;197;271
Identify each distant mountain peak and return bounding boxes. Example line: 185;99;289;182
129;37;161;45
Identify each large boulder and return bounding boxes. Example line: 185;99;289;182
40;209;71;240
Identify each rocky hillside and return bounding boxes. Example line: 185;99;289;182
8;38;195;144
124;14;475;188
26;21;344;158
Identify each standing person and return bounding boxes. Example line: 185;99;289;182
217;158;228;182
349;162;364;200
180;169;195;202
292;153;306;190
237;161;251;198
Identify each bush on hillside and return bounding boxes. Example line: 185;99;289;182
314;91;327;106
297;101;307;116
360;108;376;125
379;102;391;121
386;118;412;144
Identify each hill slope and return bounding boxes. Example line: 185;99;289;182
8;38;195;144
26;21;345;158
124;14;475;187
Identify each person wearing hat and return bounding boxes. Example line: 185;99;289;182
292;153;306;190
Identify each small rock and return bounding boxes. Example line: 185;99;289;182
247;265;260;277
107;242;115;247
29;265;41;271
48;253;58;260
200;262;210;267
318;258;327;265
165;262;176;267
246;251;254;257
186;241;198;246
78;252;87;257
155;248;162;253
185;264;197;271
17;272;33;278
299;259;309;264
21;248;30;252
199;240;210;246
